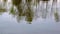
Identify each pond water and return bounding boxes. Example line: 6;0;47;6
0;12;60;34
0;0;60;34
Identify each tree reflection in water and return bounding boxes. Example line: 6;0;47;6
0;0;60;24
54;11;59;22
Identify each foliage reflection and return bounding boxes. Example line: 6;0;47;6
0;0;60;24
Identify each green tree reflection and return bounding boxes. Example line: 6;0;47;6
54;11;59;22
0;0;60;24
0;2;6;15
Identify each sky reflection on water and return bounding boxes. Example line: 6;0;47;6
0;12;60;34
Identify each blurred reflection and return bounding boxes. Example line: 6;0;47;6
0;8;6;15
3;0;7;2
25;8;34;22
0;2;6;15
0;0;60;24
27;22;32;24
54;12;59;22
